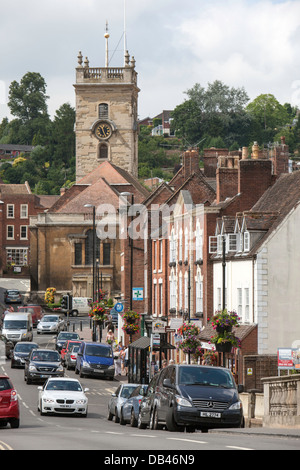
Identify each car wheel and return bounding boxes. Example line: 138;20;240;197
137;410;147;429
114;409;120;423
79;368;85;378
107;408;113;421
119;409;126;425
10;418;20;429
130;409;137;427
150;408;162;431
166;408;183;432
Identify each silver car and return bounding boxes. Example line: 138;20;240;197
37;315;65;335
107;384;139;423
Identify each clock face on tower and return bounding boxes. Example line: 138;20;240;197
94;122;112;140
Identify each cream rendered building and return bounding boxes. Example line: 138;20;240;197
74;49;140;180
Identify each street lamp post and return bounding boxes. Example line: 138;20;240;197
84;204;96;341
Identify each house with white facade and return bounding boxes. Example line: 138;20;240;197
211;170;300;355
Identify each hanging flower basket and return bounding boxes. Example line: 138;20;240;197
89;301;108;323
176;322;202;357
215;342;233;353
122;323;140;335
211;309;240;332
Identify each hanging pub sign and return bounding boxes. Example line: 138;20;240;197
152;320;167;334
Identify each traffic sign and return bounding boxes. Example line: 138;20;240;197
114;302;124;312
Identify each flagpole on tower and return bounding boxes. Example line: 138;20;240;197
104;20;109;68
124;0;127;64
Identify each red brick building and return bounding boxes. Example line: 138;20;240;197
0;183;58;277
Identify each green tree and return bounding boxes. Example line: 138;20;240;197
7;72;50;144
171;80;250;148
246;94;290;134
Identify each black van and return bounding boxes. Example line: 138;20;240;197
151;364;244;432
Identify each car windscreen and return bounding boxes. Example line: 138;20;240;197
120;385;138;398
41;316;58;323
85;344;112;358
58;333;79;340
15;343;38;353
31;351;60;362
45;380;82;392
3;320;27;329
178;367;236;389
0;378;12;391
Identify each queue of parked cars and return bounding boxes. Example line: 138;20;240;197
108;364;244;433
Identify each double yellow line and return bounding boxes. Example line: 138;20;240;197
0;440;13;450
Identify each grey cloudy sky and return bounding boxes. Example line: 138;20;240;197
1;0;300;122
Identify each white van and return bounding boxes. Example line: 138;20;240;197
69;297;92;317
2;312;33;343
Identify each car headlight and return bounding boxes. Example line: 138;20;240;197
108;365;115;370
29;365;37;372
22;333;27;338
82;361;90;368
43;398;55;403
175;396;192;407
56;365;64;372
75;399;87;404
229;401;243;410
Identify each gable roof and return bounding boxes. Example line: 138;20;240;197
53;178;120;214
77;161;149;202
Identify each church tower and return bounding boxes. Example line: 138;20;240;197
74;31;140;180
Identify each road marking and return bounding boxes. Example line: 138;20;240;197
105;431;124;435
226;445;254;451
130;434;156;438
167;438;208;445
0;441;13;451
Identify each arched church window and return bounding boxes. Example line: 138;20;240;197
99;103;109;119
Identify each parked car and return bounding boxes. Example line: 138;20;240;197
11;342;39;368
138;373;160;430
107;383;139;423
37;315;65;335
4;289;22;304
0;374;20;428
55;331;81;353
17;305;43;327
37;377;89;417
75;342;115;380
65;344;81;370
145;364;244;432
61;339;82;364
24;348;64;384
119;384;148;426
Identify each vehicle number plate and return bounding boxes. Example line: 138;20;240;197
200;411;221;418
94;369;104;373
60;404;72;408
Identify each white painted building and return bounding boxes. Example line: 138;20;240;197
211;171;300;355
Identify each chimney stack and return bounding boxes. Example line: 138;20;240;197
183;148;200;180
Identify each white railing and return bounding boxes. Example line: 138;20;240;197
262;375;300;428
